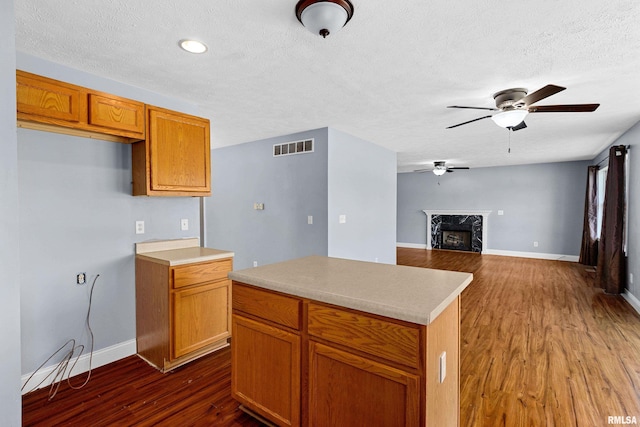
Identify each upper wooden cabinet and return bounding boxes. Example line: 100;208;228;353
16;71;213;197
132;106;211;197
16;70;145;142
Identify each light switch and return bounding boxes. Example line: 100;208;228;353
339;214;346;224
498;210;504;216
181;219;189;231
439;351;446;383
308;215;313;225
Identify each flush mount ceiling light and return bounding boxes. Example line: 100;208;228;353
490;109;529;129
178;39;208;54
295;0;354;38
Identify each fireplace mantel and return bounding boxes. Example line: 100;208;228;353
423;210;492;252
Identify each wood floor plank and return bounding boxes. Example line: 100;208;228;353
398;248;640;427
23;249;640;426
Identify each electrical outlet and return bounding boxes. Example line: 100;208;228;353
533;241;539;247
135;220;145;234
498;210;504;216
77;273;86;285
339;214;347;224
253;261;258;267
630;273;634;284
181;218;189;231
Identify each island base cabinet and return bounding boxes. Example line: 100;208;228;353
231;281;462;427
308;341;420;427
231;315;300;427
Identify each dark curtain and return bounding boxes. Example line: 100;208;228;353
579;165;599;265
596;145;627;294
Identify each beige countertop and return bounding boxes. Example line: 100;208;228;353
228;255;473;325
135;238;234;266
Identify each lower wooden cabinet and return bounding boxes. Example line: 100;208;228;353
231;282;461;427
136;256;232;372
172;280;230;359
308;341;420;427
232;315;300;427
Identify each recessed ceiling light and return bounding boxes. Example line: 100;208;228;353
179;39;208;54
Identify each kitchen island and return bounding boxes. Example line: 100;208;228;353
228;256;473;427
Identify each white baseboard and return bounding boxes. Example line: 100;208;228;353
397;242;428;249
397;244;578;262
482;249;579;262
622;291;640;316
21;339;136;395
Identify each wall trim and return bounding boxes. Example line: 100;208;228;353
21;339;136;395
397;242;428;249
481;249;578;262
396;244;578;262
622;291;640;316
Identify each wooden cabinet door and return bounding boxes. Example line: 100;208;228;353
232;315;300;427
88;92;145;135
308;341;420;427
17;71;81;123
147;107;210;194
171;280;230;359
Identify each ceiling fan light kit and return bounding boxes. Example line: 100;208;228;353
433;164;447;176
491;109;529;128
295;0;354;38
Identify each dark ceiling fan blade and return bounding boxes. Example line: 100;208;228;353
413;169;430;173
447;105;498;111
448;167;470;170
528;104;600;113
446;115;493;129
521;84;566;106
510;121;527;131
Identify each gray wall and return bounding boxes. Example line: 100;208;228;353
595;121;640;300
17;55;202;376
397;161;589;256
205;127;397;269
327;128;397;264
1;0;21;423
205;129;329;270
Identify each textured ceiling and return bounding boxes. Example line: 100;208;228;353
15;0;640;172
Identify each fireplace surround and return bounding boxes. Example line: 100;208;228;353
423;210;492;253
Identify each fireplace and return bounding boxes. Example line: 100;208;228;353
423;210;492;253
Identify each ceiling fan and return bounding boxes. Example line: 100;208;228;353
446;84;600;131
415;161;469;176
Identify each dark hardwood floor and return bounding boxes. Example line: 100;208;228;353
23;249;640;426
22;345;262;427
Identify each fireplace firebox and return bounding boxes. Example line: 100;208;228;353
441;230;472;251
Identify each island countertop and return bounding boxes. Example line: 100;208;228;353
228;255;472;325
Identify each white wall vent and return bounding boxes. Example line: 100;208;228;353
273;139;314;157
